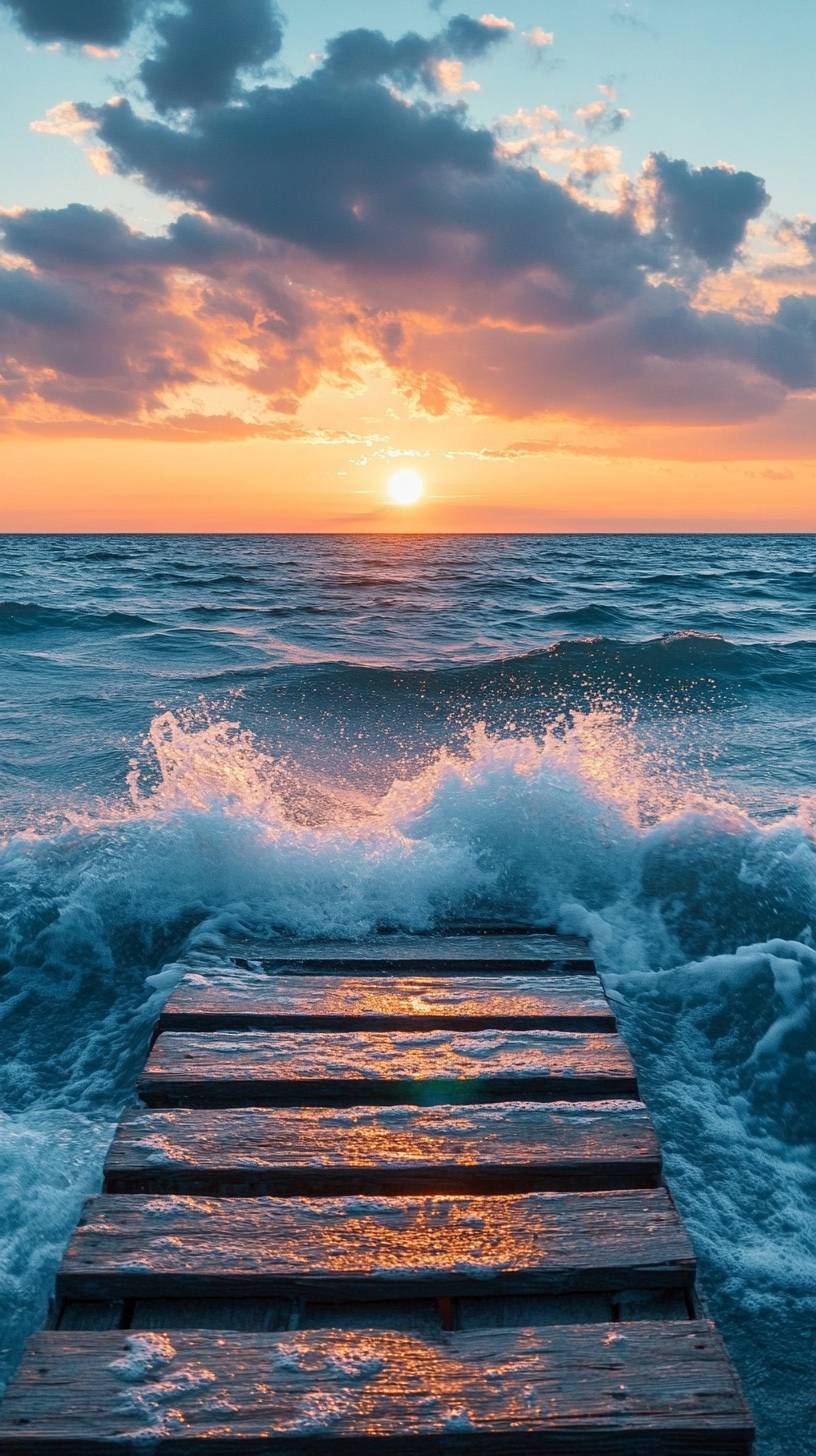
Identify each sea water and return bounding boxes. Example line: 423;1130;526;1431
0;532;814;1452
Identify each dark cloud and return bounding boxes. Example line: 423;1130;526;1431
1;0;143;44
88;82;655;326
2;202;265;272
2;0;284;112
88;85;493;262
6;12;815;445
3;204;156;270
320;29;434;88
649;151;769;268
321;13;510;90
0;253;199;418
442;14;511;58
0;204;342;425
0;267;85;330
140;0;284;112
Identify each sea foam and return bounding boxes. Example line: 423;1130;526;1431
0;710;814;1454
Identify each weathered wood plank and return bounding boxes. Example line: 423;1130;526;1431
456;1293;615;1329
227;932;595;974
105;1100;660;1196
56;1302;125;1332
301;1301;442;1335
456;1289;691;1330
139;1029;638;1108
0;1323;755;1453
131;1298;292;1332
57;1188;694;1302
158;972;615;1034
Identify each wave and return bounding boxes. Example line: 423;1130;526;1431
0;713;814;1450
187;634;815;722
0;601;156;633
539;603;632;627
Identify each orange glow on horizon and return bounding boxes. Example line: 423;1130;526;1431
1;358;814;534
1;429;815;533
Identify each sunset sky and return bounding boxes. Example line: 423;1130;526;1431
1;0;815;531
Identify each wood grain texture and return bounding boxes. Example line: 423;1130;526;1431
0;1323;754;1453
158;972;615;1034
226;932;595;974
131;1298;293;1332
57;1187;694;1302
56;1302;125;1332
105;1100;660;1196
139;1029;638;1108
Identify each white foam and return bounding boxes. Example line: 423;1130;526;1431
0;712;813;1455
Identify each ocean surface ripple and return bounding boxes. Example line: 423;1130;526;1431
0;532;814;1452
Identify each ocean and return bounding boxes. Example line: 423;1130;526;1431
1;532;814;1452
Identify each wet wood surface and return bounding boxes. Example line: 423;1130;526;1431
158;972;616;1034
226;932;595;974
139;1028;639;1107
104;1099;661;1196
58;1188;694;1302
0;1323;754;1454
0;929;755;1453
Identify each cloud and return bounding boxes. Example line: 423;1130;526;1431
30;100;96;141
648;151;770;269
443;12;513;52
478;13;514;31
321;12;511;91
0;411;315;442
1;0;144;45
3;0;285;113
403;286;816;425
0;203;358;428
524;26;554;49
567;143;623;193
576;93;630;135
87;81;656;327
428;59;481;94
8;12;816;452
140;0;284;113
775;215;816;260
2;201;265;271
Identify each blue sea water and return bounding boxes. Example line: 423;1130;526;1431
0;531;814;1451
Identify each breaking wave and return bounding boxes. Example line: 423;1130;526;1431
0;709;814;1451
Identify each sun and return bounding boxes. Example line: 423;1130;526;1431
386;468;424;507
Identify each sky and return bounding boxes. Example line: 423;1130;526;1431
0;0;815;531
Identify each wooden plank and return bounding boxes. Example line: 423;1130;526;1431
56;1303;124;1332
456;1290;690;1330
139;1029;638;1108
301;1301;442;1336
105;1100;661;1196
0;1323;755;1453
227;932;595;974
456;1293;616;1329
57;1188;694;1302
131;1298;292;1332
157;972;615;1035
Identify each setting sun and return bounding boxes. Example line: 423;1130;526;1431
387;469;424;507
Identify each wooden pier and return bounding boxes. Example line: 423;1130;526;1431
0;931;754;1452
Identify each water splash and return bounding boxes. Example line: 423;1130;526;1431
0;710;814;1452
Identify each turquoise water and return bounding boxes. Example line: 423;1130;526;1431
1;532;814;1451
